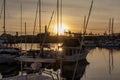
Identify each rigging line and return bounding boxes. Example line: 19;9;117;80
30;1;39;50
72;0;94;80
39;11;54;56
50;8;56;35
0;0;4;19
41;11;54;46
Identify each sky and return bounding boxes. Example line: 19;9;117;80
0;0;120;35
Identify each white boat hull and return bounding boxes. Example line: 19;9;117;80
62;50;88;62
60;47;89;62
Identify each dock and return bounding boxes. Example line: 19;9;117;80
2;74;52;80
15;56;56;63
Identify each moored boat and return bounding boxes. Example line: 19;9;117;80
0;47;21;64
58;38;89;62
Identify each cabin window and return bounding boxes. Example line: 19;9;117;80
65;49;72;56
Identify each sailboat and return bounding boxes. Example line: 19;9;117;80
15;0;57;73
99;18;120;48
0;0;21;64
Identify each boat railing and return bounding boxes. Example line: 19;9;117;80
42;69;62;80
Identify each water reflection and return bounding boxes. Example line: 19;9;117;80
1;44;120;80
61;59;89;80
82;47;120;80
108;49;114;75
0;63;20;78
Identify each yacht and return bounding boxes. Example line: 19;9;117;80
58;38;89;62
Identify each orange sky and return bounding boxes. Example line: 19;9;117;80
0;0;120;35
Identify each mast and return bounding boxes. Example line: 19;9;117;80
60;0;62;34
39;0;41;44
25;22;27;50
83;16;86;35
60;0;62;80
57;0;59;36
21;3;22;36
3;0;6;34
111;18;114;36
20;3;23;47
109;18;111;36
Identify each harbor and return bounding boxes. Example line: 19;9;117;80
0;0;120;80
0;44;120;80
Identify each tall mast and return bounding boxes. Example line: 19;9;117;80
60;0;62;33
20;3;23;47
39;0;41;40
3;0;6;34
21;3;22;36
57;0;59;36
60;0;62;80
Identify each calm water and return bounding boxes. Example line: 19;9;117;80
1;44;120;80
81;47;120;80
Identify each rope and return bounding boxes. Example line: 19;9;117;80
30;1;39;50
39;11;54;57
72;0;94;80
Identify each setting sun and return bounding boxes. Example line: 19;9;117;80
54;24;68;35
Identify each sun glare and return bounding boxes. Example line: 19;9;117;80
54;24;68;35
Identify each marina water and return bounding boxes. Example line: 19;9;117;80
0;43;120;80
